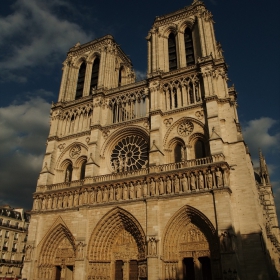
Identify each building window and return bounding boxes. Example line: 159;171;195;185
75;62;86;100
174;144;186;163
184;28;195;66
195;140;206;159
111;135;148;172
65;164;73;182
168;33;177;71
80;161;86;180
90;57;100;91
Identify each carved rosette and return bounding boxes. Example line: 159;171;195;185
69;145;81;159
177;121;194;136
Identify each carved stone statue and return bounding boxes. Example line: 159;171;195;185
166;177;172;194
57;195;62;208
216;167;223;187
79;192;83;205
52;195;58;209
41;197;46;210
118;156;124;172
83;189;88;204
76;242;84;259
143;181;148;197
103;187;108;202
63;194;68;208
68;192;73;207
129;182;135;199
97;188;102;203
123;184;128;200
150;178;156;196
181;174;188;192
90;189;95;204
113;159;118;172
25;246;32;261
190;173;196;190
116;186;122;201
198;171;204;189
206;170;213;189
174;175;180;193
159;178;164;195
47;196;52;209
74;191;79;206
109;186;114;201
136;181;142;198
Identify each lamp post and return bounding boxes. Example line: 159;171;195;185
223;268;238;280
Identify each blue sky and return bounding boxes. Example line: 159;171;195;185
0;0;279;217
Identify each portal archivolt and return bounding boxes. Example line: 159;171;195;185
162;205;219;280
87;207;147;280
38;223;76;280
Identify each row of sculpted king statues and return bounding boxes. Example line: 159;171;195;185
33;167;228;211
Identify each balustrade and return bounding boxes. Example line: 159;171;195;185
33;155;229;212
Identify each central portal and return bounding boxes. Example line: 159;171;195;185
113;229;139;280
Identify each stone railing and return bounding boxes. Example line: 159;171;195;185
36;154;225;193
32;155;229;212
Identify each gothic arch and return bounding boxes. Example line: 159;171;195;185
73;56;88;68
88;207;146;261
162;24;178;38
163;117;206;147
37;217;76;279
178;17;196;33
56;142;88;170
162;205;219;279
100;125;149;158
87;51;101;64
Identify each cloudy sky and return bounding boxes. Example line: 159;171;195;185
0;0;279;217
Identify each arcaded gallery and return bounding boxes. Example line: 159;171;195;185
22;1;280;279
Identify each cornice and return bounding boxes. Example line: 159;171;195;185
102;116;149;131
48;131;91;142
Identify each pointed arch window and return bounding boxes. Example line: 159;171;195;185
75;62;86;100
65;164;73;182
168;33;177;71
80;161;86;180
90;57;100;91
184;28;195;66
174;143;183;163
118;66;125;86
195;140;206;159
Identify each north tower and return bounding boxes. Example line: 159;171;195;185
23;1;280;280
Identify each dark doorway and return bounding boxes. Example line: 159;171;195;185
129;260;138;280
183;258;195;280
199;257;212;280
55;266;61;280
115;260;124;280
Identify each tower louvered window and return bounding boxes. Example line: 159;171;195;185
184;28;195;66
75;62;86;99
168;33;177;71
90;57;100;91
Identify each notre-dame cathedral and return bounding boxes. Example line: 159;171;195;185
22;1;280;279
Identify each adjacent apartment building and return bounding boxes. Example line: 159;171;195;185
0;206;30;280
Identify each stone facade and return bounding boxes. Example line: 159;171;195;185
0;206;30;279
22;1;280;279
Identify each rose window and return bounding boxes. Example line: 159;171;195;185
111;135;148;172
177;121;194;136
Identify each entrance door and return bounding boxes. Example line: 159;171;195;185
115;260;124;280
199;257;212;280
129;260;138;280
65;265;74;280
55;266;61;280
183;258;195;280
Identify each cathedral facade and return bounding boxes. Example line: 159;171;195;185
22;1;280;280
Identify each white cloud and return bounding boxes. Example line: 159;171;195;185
135;70;146;81
0;0;92;74
242;117;280;164
0;96;51;209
